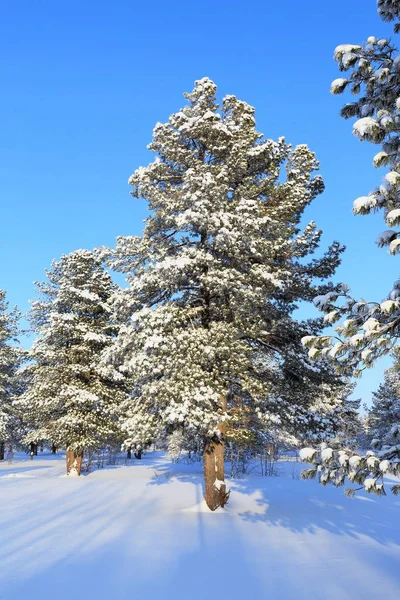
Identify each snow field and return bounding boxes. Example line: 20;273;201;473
1;451;400;600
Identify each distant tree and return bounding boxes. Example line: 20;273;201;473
356;412;372;450
17;250;128;475
369;367;400;442
334;390;362;450
0;290;24;459
102;78;344;510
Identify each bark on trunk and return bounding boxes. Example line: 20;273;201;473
0;441;4;461
204;439;229;510
66;450;83;476
203;395;230;511
51;443;57;454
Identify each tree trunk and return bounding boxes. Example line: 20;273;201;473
0;441;4;461
6;444;13;464
203;439;226;510
127;447;132;459
66;450;83;476
29;442;37;459
51;443;57;454
203;395;230;511
134;448;142;459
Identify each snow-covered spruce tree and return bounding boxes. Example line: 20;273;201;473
0;290;24;459
17;250;127;475
102;78;344;510
369;366;400;441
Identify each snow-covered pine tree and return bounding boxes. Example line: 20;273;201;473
102;78;344;510
300;0;400;498
303;1;400;372
0;290;24;459
369;366;400;441
300;375;400;498
17;250;128;475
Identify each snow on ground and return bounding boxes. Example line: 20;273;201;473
1;451;400;600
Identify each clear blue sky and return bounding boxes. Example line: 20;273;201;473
0;0;396;404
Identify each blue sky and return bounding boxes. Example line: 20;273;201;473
0;0;396;404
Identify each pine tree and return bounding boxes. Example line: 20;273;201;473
334;388;362;449
303;1;400;372
0;290;24;459
300;0;400;498
17;250;127;475
369;367;400;441
300;375;400;498
102;78;344;510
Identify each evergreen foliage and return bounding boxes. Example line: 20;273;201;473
17;250;128;461
334;389;362;450
0;290;24;450
300;0;400;498
102;78;345;465
303;1;400;374
369;366;400;441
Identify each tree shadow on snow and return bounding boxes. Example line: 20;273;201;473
232;475;400;547
146;458;400;548
0;464;50;477
2;454;400;600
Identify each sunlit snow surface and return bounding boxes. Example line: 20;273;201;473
1;451;400;599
